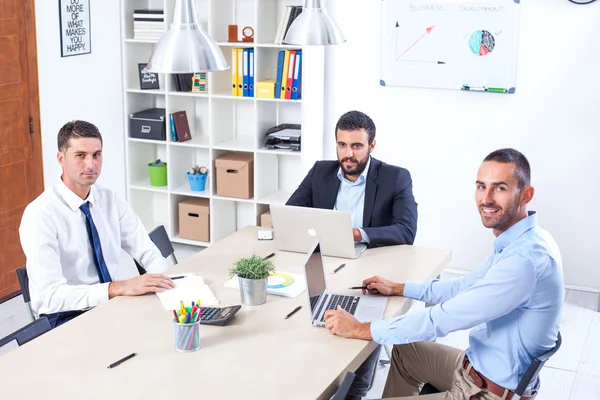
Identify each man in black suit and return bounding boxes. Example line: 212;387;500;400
287;110;418;398
286;110;418;248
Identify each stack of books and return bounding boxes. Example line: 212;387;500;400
172;73;208;93
133;9;165;41
169;111;192;143
274;6;303;44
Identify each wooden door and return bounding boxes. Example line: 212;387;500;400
0;0;43;300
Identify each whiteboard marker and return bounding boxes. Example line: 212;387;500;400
462;85;486;91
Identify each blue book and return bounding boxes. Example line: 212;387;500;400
249;49;255;97
274;50;284;99
242;48;250;97
291;50;301;100
170;113;178;142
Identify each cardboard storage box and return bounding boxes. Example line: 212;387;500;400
178;198;210;242
256;79;276;98
215;152;254;199
260;211;272;228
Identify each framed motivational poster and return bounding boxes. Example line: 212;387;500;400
59;0;92;57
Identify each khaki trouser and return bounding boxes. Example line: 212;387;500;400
379;341;516;400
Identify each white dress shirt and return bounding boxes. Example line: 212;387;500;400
19;179;168;316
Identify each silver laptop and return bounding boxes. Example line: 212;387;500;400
269;204;367;259
302;238;387;327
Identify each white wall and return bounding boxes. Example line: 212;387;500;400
323;0;600;288
35;0;126;199
32;0;600;287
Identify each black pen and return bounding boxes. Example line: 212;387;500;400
349;286;368;290
333;263;346;274
171;276;186;280
262;253;275;261
285;305;302;319
107;352;137;369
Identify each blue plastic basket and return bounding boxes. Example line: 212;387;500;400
187;173;207;192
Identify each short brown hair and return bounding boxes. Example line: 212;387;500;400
57;120;103;152
483;148;531;189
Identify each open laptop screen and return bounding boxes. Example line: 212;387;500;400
304;242;326;315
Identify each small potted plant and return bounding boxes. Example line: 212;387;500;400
228;254;275;306
187;164;208;192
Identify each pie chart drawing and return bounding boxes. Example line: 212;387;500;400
469;30;495;56
268;272;295;289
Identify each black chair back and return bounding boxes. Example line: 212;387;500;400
0;316;51;349
16;268;30;303
16;268;36;321
330;371;356;400
135;225;178;275
149;225;178;264
514;332;562;397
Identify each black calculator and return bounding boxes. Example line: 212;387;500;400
199;305;242;326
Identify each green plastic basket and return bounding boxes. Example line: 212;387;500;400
148;162;167;186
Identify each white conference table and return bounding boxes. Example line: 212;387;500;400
0;226;451;399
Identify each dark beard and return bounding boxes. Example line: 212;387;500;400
339;157;369;176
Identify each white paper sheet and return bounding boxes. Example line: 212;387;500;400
155;273;220;310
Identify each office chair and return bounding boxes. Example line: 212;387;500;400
16;267;36;321
329;371;356;400
0;316;51;349
419;332;562;398
380;344;392;366
135;225;178;275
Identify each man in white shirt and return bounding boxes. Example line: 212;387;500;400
19;120;175;328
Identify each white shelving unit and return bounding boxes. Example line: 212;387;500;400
119;0;325;247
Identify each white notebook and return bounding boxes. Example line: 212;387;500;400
155;273;220;310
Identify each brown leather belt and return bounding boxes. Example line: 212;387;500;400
462;356;537;400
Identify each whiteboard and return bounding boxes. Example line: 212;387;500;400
380;0;520;93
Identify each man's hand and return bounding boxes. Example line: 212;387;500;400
362;276;404;296
324;306;373;340
109;274;175;299
352;228;362;242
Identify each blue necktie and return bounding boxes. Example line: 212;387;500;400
80;202;112;283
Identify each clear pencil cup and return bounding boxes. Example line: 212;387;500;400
174;319;201;352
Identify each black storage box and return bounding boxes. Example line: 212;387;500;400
129;108;166;141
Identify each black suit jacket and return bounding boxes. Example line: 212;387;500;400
286;157;418;248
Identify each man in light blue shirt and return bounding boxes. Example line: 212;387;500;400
334;155;372;244
324;148;564;399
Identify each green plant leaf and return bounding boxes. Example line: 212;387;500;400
228;253;275;280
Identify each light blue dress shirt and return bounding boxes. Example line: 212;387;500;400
370;211;564;390
334;156;371;244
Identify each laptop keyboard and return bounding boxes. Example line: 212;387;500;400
317;294;360;322
310;295;320;310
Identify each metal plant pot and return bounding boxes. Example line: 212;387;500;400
238;276;267;306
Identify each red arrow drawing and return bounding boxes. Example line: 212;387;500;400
397;25;436;60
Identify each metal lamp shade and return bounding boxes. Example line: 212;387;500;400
146;0;228;73
283;0;346;46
